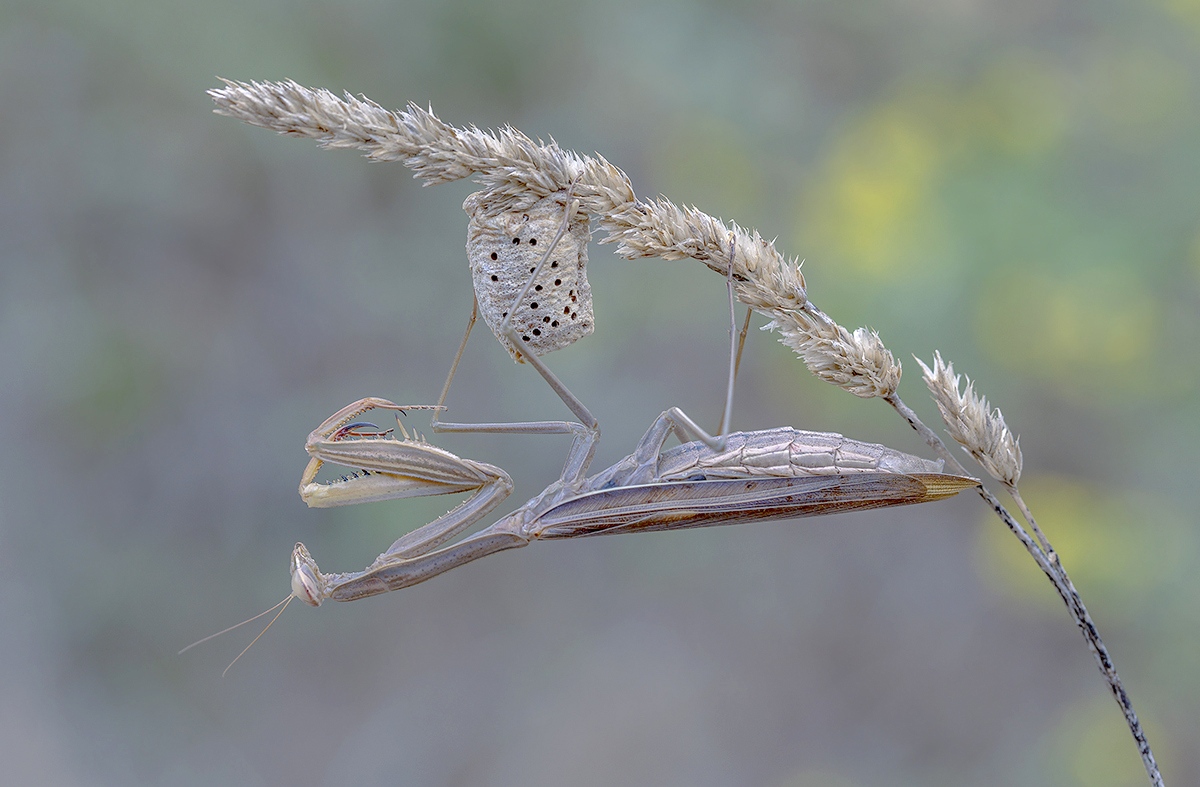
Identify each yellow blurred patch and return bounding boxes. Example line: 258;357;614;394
974;268;1160;403
1154;0;1200;35
802;61;1064;280
1044;695;1173;786
975;476;1190;623
805;104;944;278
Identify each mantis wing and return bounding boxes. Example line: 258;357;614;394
531;472;978;539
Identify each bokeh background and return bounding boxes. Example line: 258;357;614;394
3;0;1198;784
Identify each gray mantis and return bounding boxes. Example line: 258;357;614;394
290;397;976;605
284;155;975;605
204;79;977;606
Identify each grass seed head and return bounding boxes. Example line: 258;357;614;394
917;352;1022;485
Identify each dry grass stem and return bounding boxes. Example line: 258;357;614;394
908;355;1161;787
1008;486;1057;576
209;79;636;219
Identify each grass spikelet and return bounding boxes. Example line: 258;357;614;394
916;352;1022;486
768;308;901;398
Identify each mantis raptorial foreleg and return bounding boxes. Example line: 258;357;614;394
298;397;514;559
292;394;550;606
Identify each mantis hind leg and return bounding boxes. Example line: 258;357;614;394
585;406;731;489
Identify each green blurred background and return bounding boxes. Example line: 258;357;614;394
2;0;1197;784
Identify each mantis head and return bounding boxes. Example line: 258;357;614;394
290;542;325;607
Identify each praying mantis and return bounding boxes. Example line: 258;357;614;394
278;189;976;609
291;398;978;605
205;79;977;618
188;394;976;668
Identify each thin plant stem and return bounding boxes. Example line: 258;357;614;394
1007;486;1056;579
885;393;1163;787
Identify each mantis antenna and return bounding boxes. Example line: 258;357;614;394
178;593;295;677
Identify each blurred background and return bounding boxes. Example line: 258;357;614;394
2;0;1197;784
